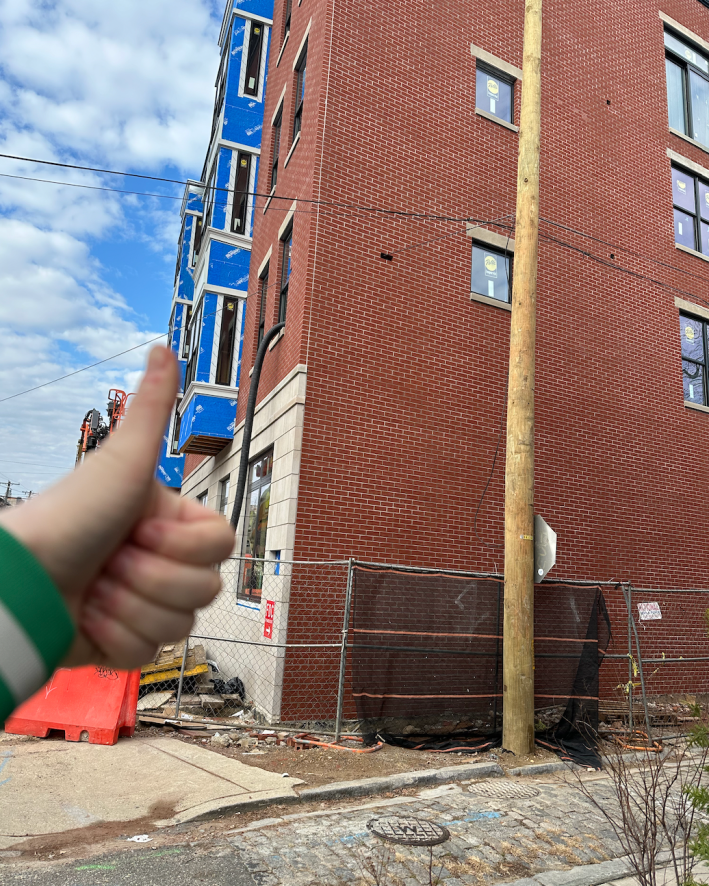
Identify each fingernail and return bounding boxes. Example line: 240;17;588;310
148;347;170;371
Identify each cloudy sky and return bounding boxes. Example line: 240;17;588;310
0;0;223;496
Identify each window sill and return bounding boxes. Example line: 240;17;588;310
263;186;276;214
685;400;709;414
475;107;519;133
284;132;300;169
675;242;709;264
268;328;285;350
470;291;512;312
237;599;262;612
249;365;254;377
277;31;289;67
670;127;709;157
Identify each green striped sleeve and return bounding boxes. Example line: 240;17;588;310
0;526;75;721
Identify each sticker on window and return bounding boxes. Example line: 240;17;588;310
484;255;498;278
678;179;687;193
687;326;696;340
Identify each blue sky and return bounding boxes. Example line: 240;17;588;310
0;0;224;495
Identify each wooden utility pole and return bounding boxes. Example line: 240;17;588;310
502;0;543;756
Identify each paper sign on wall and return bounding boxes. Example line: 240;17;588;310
638;602;662;621
264;600;275;639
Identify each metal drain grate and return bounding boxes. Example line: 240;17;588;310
367;816;450;846
467;780;540;800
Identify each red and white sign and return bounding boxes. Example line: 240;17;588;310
264;600;275;639
638;602;662;621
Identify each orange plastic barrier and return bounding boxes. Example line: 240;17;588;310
4;666;140;746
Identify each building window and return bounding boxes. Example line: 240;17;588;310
240;450;273;601
258;265;269;346
665;30;709;146
279;229;292;323
216;297;239;386
293;48;307;140
203;165;217;232
471;243;512;303
680;313;709;405
181;305;192;359
219;476;231;516
244;22;264;96
475;63;513;124
170;404;182;455
184;300;203;389
283;0;292;43
672;166;709;255
174;218;186;284
271;109;282;190
231;153;252;235
197;491;208;507
192;217;203;265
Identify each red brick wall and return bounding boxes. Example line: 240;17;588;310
241;0;709;712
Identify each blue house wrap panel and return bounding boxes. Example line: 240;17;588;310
197;293;217;382
232;0;273;19
186;192;204;213
156;433;185;489
170;302;183;352
212;148;232;231
178;393;237;452
177;215;196;301
223;104;264;148
208;241;251;289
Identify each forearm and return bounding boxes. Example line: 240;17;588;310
0;526;75;722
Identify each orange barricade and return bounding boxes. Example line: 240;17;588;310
4;666;140;746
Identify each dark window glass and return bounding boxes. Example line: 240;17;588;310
271;111;282;190
283;0;292;39
244;22;264;96
193;216;203;263
231;153;252;234
471;244;511;303
170;405;182;455
279;230;292;323
181;305;192;359
174;218;186;284
475;65;513;124
203;166;216;232
258;267;269;346
672;166;709;255
184;301;202;389
215;298;238;386
211;21;233;138
293;49;307;139
665;30;709;147
240;450;274;600
680;314;709;405
219;477;230;516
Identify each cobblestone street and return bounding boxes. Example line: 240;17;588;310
227;773;624;886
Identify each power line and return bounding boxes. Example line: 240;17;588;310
0;171;183;201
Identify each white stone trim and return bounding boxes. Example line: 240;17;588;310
660;12;709;57
470;291;512;311
475;107;519;132
272;83;288;124
276;29;289;67
686;400;709;414
258;246;273;277
179;380;240;416
676;243;709;264
466;224;516;252
470;43;523;81
292;19;311;70
278;200;298;239
676;295;709;321
283;132;300;168
667;146;709;179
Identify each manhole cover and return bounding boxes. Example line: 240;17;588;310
367;816;450;846
467;781;540;800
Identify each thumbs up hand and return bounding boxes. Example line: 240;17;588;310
0;347;235;670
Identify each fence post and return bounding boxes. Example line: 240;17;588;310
626;582;634;733
174;639;190;721
334;558;354;743
622;584;653;744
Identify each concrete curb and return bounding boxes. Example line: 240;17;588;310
298;760;504;802
176;760;504;824
499;850;676;886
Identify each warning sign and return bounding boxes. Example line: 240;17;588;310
638;602;661;621
264;600;275;639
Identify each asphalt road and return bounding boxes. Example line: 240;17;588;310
0;844;256;886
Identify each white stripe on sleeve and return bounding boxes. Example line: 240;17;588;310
0;600;47;703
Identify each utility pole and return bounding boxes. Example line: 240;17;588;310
502;0;543;756
3;481;19;504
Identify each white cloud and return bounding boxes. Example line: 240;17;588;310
0;0;221;493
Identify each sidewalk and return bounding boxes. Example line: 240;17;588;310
0;736;303;850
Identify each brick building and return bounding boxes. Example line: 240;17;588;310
176;0;709;718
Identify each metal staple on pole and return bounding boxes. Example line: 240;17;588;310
334;558;354;743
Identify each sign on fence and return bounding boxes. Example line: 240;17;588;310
264;600;275;639
638;602;662;621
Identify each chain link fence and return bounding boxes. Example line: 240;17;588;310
137;557;352;731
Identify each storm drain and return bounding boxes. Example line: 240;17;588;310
367;816;450;846
467;780;540;800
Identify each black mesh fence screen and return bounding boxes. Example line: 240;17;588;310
349;564;610;764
